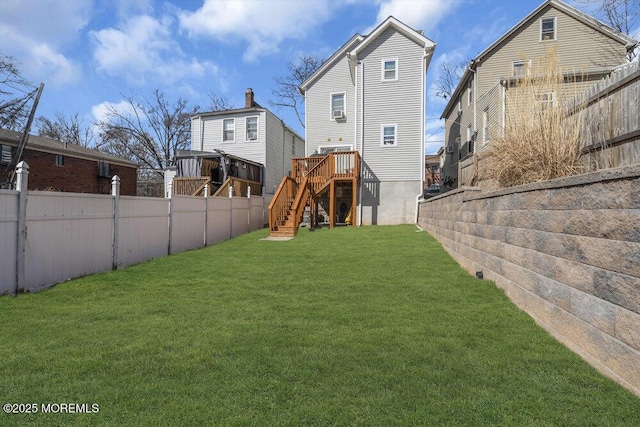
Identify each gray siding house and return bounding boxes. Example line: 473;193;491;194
440;0;637;189
300;16;436;225
189;88;305;194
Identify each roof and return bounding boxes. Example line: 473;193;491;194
440;0;639;118
175;149;264;167
299;16;436;93
0;129;138;167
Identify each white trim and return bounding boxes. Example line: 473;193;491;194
381;58;398;82
540;16;557;41
317;144;354;155
512;59;531;77
380;124;398;147
244;116;259;142
330;92;346;120
482;108;489;144
222;118;235;143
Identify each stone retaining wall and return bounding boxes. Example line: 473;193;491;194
418;165;640;396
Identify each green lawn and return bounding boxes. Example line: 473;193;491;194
0;225;638;426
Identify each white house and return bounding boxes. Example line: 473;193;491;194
299;16;436;225
167;88;305;197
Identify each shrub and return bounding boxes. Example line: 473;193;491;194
487;47;583;187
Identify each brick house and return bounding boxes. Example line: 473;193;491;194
0;129;138;195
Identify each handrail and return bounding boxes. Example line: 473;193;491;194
213;177;262;197
268;176;298;233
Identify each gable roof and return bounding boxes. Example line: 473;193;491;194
299;16;436;93
0;129;138;167
440;0;639;118
298;34;364;93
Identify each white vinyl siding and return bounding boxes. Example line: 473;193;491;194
382;58;398;81
541;17;556;41
356;28;424;181
304;41;358;156
222;119;235;142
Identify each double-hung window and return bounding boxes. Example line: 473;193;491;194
223;118;235;142
535;92;555;113
331;93;345;120
467;79;473;105
541;17;556;41
55;154;64;167
382;59;398;81
246;117;258;141
381;124;397;147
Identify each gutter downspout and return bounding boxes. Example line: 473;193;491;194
469;62;477;148
357;59;364;226
501;78;507;137
416;48;429;224
199;117;204;152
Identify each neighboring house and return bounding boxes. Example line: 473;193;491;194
440;0;638;188
0;129;138;195
180;88;305;196
298;16;436;226
424;154;441;188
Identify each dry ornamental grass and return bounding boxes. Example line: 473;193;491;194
488;47;584;187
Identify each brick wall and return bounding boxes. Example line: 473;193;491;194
418;165;640;397
0;149;137;195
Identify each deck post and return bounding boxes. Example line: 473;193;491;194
329;180;335;229
351;178;357;227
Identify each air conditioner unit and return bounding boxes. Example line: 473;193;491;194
445;145;454;154
333;109;344;119
97;161;110;178
247;132;257;140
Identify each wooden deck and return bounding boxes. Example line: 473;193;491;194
268;151;359;237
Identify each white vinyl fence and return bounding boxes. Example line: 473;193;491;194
0;162;272;296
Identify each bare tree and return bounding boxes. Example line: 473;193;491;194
270;55;323;128
433;58;470;100
96;90;199;177
208;92;235;111
36;112;95;147
0;55;38;130
577;0;639;60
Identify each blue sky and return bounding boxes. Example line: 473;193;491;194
0;0;634;155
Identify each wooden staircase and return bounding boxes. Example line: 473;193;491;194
268;151;359;237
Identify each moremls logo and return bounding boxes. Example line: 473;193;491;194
40;403;100;413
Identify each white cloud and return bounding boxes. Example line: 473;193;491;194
0;0;90;85
365;0;462;35
91;15;220;85
178;0;334;62
91;100;135;123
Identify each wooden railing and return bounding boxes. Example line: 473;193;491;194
268;177;298;233
213;177;262;197
172;177;211;196
292;151;359;191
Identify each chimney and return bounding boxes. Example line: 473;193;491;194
245;87;254;108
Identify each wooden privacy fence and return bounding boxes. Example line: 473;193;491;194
566;61;640;167
0;162;272;296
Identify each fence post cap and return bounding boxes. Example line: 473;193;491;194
16;161;29;171
111;175;121;184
